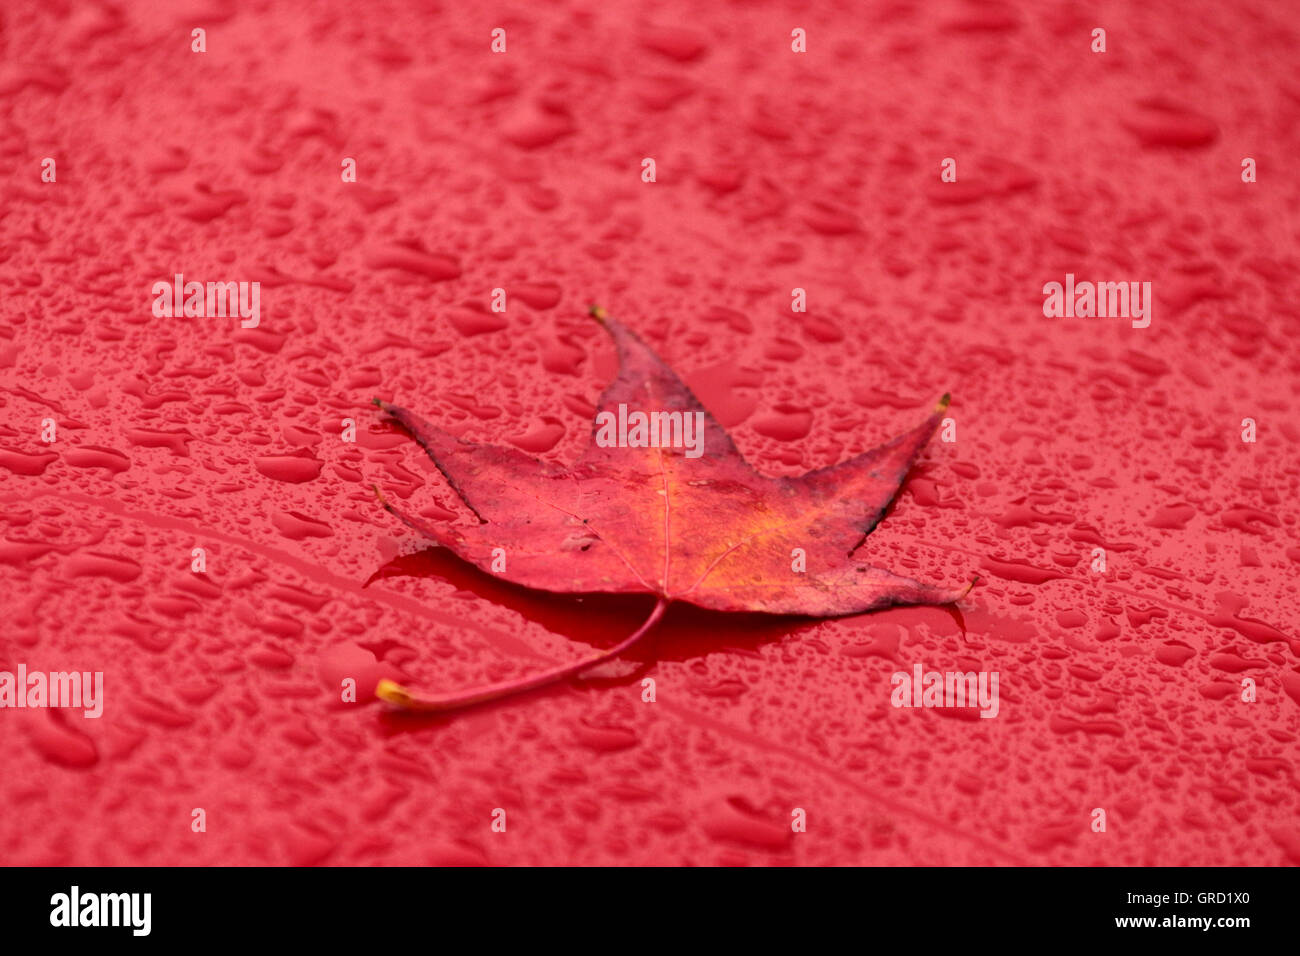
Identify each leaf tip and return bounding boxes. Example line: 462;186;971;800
375;678;414;708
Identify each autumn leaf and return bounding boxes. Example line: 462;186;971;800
370;308;972;711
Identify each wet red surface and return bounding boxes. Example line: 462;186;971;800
1;1;1298;865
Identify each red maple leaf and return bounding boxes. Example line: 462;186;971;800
372;309;972;710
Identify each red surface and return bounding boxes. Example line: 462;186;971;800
1;0;1298;866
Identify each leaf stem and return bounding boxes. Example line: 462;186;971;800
375;597;669;712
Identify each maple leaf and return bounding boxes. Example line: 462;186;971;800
370;308;972;711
